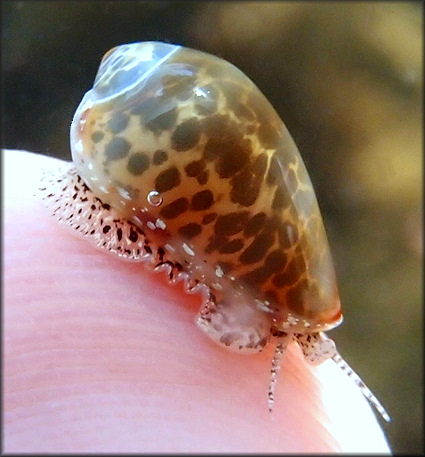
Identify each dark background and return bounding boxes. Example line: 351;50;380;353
2;1;423;453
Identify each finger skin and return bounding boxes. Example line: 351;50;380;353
3;149;391;452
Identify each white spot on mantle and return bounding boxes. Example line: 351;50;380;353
182;243;195;257
215;265;224;278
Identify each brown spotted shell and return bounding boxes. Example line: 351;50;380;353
70;41;342;334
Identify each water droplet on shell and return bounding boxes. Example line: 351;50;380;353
147;190;163;207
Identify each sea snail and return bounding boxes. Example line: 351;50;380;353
39;41;390;421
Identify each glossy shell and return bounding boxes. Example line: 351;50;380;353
71;41;342;336
38;42;390;421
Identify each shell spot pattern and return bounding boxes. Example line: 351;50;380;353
38;41;390;422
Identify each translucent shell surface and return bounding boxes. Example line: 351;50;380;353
39;42;390;422
71;41;342;338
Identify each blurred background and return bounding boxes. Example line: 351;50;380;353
2;1;422;453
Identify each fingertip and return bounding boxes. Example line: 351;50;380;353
4;149;391;453
315;360;392;453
